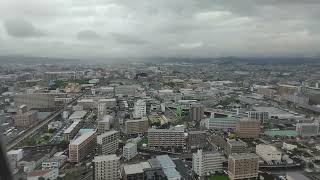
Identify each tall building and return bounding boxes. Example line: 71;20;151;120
228;153;259;180
97;130;119;155
256;144;282;162
236;118;260;138
69;131;96;163
123;142;137;161
125;117;149;135
93;155;120;180
189;103;204;122
7;149;24;174
148;127;186;149
97;102;107;121
133;99;146;119
296;122;319;137
226;139;247;156
192;149;223;177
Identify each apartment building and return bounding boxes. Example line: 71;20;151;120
228;153;259;180
226;139;247;155
236;118;260;138
97;130;119;155
192;150;223;177
69;131;97;163
148;128;186;149
125;118;149;135
93;155;120;180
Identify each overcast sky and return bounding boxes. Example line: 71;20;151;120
0;0;319;59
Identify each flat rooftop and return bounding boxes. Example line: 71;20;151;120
70;131;95;145
123;162;151;175
69;110;87;120
229;153;258;160
93;154;119;162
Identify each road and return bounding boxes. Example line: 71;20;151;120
7;92;86;151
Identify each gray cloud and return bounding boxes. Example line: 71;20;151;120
3;18;45;38
0;0;320;58
77;30;101;41
111;33;148;45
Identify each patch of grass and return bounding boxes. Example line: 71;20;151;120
208;175;229;180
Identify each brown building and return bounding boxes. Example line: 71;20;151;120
236;118;260;139
14;105;38;128
228;153;259;180
187;131;207;149
125;118;149;135
148;127;186;149
69;131;97;163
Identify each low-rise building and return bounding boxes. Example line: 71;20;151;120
282;142;297;151
296;122;319;137
226;139;247;155
27;168;59;180
123;142;137;161
256;144;282;162
7;149;24;174
125;118;149;135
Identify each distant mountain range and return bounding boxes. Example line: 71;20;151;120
0;55;319;65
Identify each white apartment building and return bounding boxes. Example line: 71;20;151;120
97;130;119;155
123;142;137;161
133;99;146;119
93;155;120;180
256;144;282;162
192;149;223;177
296;122;319;137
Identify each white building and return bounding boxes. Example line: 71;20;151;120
202;115;239;130
282;142;297;151
93;155;120;180
97;130;119;155
133;99;146;119
256;144;282;162
123;142;137;161
192;150;223;177
97;115;112;133
27;168;59;180
7;149;24;174
296;122;319;137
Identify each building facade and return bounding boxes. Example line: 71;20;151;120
125;118;149;135
192;150;223;177
228;153;259;180
93;155;120;180
97;130;119;155
148;128;186;149
69;131;97;163
236;118;260;138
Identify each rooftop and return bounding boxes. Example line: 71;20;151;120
123;162;151;175
70;131;95;145
156;155;176;169
64;120;81;134
69;110;87;120
93;154;119;162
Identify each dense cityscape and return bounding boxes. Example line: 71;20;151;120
0;60;319;180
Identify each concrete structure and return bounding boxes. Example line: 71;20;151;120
296;122;319;137
189;103;204;122
99;98;117;108
133;99;146;118
15;92;67;110
77;98;95;110
123;142;137;161
192;149;223;177
148;128;186;149
93;155;120;180
156;155;182;180
97;130;119;155
42;155;67;170
122;162;151;180
125;117;149;135
69;110;87;121
27;168;59;180
226;139;247;155
69;131;97;163
203;115;239;130
97;115;112;134
228;153;259;180
14;109;38;128
236;118;260;138
64;120;82;141
256;144;282;162
187;131;207;149
7;149;24;174
282;142;297;151
248;111;269;123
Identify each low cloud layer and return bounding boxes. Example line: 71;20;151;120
0;0;320;59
